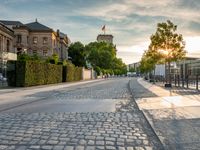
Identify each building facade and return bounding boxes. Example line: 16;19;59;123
0;22;17;77
0;20;70;61
97;34;113;44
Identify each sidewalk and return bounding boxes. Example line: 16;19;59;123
134;78;200;149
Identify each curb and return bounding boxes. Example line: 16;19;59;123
128;79;165;150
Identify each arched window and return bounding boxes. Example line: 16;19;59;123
43;49;48;56
6;40;10;52
32;49;37;55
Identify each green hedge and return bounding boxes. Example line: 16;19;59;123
62;62;83;82
7;60;83;87
74;67;83;81
8;61;63;87
7;61;17;86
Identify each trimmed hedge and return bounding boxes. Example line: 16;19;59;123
8;61;62;87
7;60;83;87
63;62;83;82
7;61;17;86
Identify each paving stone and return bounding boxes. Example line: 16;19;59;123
95;140;104;145
105;146;116;150
53;145;64;150
47;140;59;145
75;146;84;150
29;145;40;149
135;147;145;150
64;146;74;150
117;147;125;150
41;145;53;150
85;146;95;150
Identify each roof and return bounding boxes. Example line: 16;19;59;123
0;22;14;36
25;21;53;32
97;34;113;37
60;32;67;38
0;20;23;26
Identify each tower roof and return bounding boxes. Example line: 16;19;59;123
25;21;53;32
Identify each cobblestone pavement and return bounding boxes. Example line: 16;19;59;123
0;78;163;150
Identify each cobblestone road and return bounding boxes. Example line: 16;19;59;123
0;78;163;150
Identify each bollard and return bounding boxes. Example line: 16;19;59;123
196;75;198;90
178;75;180;87
186;76;189;89
175;75;177;87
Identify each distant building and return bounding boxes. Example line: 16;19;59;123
0;19;70;60
0;22;17;76
128;62;140;72
97;34;113;44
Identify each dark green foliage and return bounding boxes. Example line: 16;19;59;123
68;42;86;67
66;62;75;82
85;42;126;75
10;61;62;87
74;67;83;81
17;53;41;62
49;59;56;64
7;61;17;86
57;61;63;65
63;62;83;82
46;54;59;65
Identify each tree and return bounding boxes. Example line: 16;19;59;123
140;20;186;85
68;42;86;67
85;42;116;70
85;42;126;75
150;20;186;85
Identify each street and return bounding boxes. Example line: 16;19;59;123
0;78;163;150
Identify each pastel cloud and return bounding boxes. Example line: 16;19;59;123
0;0;200;64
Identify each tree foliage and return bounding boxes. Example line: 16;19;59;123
68;42;86;67
140;20;186;73
85;42;126;75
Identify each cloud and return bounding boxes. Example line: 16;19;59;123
0;0;200;64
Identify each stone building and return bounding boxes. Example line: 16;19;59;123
0;20;70;60
97;34;113;44
0;22;17;76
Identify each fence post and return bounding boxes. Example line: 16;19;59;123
186;76;189;89
175;75;177;86
182;77;184;88
178;75;180;87
196;75;198;90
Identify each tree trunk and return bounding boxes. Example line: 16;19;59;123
168;61;171;84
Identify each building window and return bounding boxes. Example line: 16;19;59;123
33;37;38;44
32;49;37;55
6;40;10;52
43;49;48;56
43;37;48;44
17;35;22;43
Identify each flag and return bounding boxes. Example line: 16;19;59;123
102;25;105;31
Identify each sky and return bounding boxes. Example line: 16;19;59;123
1;0;200;64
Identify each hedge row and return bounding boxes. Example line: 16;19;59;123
7;61;62;87
7;61;84;87
63;63;83;82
